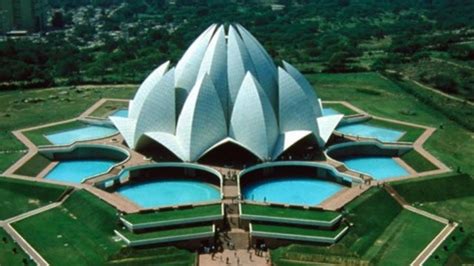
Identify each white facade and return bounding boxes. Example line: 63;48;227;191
111;24;343;162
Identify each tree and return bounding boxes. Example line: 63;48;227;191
432;74;458;94
51;11;65;28
325;52;350;73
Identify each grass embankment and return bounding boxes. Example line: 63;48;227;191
0;228;33;265
308;72;473;175
0;86;136;169
0;152;24;173
124;203;221;224
89;100;129;118
0;176;67;220
14;153;51;176
13;190;196;265
118;225;213;241
366;118;425;142
323;102;358;115
241;204;340;222
392;173;474;264
252;223;346;239
400;149;438;173
271;187;444;265
23;120;86;146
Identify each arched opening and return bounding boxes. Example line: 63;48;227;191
276;134;325;161
198;141;261;168
135;135;182;162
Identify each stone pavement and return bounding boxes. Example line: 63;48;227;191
199;249;269;266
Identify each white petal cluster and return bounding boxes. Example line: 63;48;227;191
111;24;343;162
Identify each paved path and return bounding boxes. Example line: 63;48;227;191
199;249;269;266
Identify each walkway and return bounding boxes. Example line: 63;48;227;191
199;249;269;266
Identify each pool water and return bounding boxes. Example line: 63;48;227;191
323;108;341;116
45;160;117;183
117;179;221;208
242;177;343;206
45;125;118;145
111;109;128;118
336;123;404;142
341;156;409;180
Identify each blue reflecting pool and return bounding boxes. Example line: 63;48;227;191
242;177;343;206
111;109;128;118
46;125;118;145
323;108;341;116
45;160;117;183
336;123;404;142
117;179;221;208
341;156;409;180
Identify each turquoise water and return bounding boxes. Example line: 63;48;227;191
341;156;409;180
45;160;117;183
117;179;221;208
336;123;404;142
323;108;341;116
111;109;128;118
242;177;343;206
46;125;118;145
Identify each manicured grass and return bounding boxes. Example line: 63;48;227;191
0;176;68;219
367;118;425;142
0;86;136;170
23;120;86;146
365;210;444;265
323;102;358;115
14;153;51;176
0;151;24;173
271;188;404;265
252;223;346;238
89;100;129;118
13;190;122;265
12;189;197;265
391;173;474;203
308;72;474;175
118;225;213;241
107;246;197;266
400;149;438;173
241;204;340;222
123;204;222;224
0;228;33;266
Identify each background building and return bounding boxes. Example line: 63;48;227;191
0;0;47;33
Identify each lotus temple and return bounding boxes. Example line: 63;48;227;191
3;24;450;263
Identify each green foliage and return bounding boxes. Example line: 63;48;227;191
0;228;33;266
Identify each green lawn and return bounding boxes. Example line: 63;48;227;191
323;102;358;115
23;120;87;146
391;173;474;264
365;210;444;265
400;149;438;173
0;228;33;266
252;223;346;238
118;225;213;241
0;86;136;169
14;153;51;176
0;176;68;220
13;190;122;265
89;100;129;118
241;204;340;222
0;151;24;173
12;189;196;265
123;203;222;225
391;173;474;203
271;188;404;265
308;72;474;175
